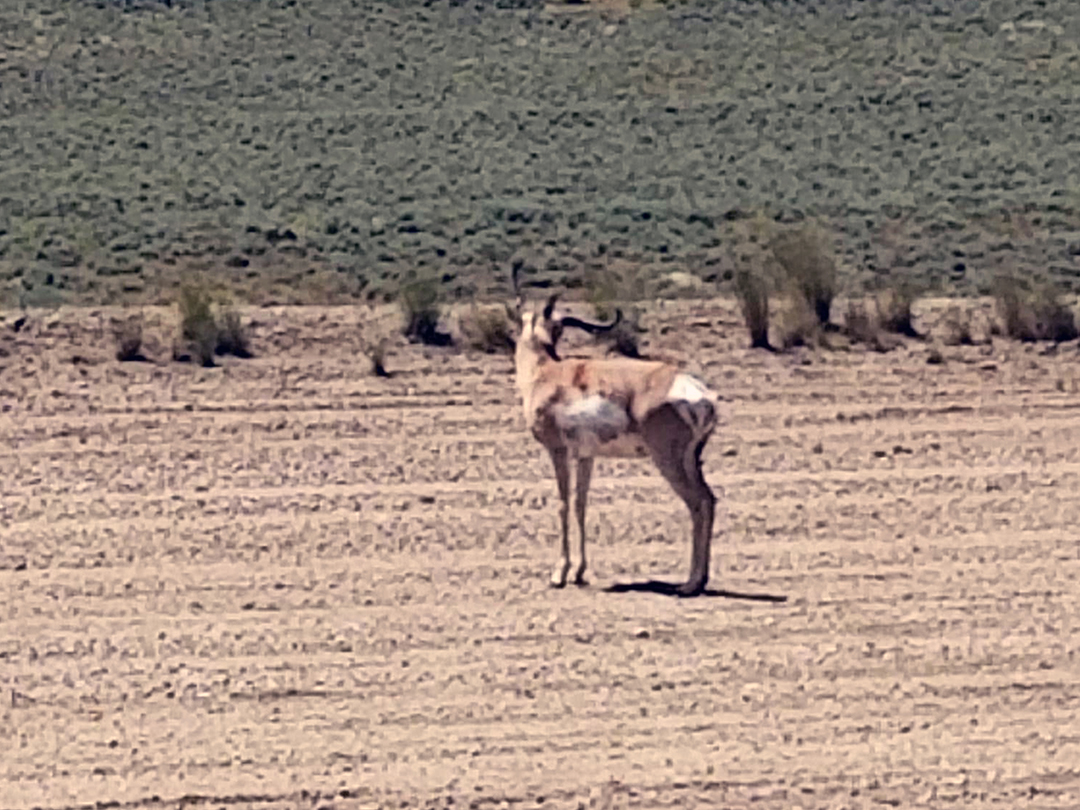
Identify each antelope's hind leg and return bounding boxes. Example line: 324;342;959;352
641;407;717;596
678;438;716;596
548;447;572;588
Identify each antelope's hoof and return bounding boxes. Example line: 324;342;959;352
550;568;569;588
573;571;589;587
676;579;707;598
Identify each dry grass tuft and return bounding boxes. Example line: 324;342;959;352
459;304;516;355
733;269;772;350
177;283;219;367
585;265;647;357
993;275;1078;343
844;300;891;352
605;307;643;359
366;336;391;378
942;306;977;346
876;281;922;338
770;223;837;327
400;275;451;346
586;274;620;322
215;308;253;358
361;307;398;378
777;295;821;351
586;263;651;318
175;281;254;365
114;313;147;362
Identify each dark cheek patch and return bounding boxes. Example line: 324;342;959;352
572;363;588;390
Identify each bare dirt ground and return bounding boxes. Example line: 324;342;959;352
1;298;1079;809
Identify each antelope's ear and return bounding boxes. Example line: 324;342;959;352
509;259;525;324
506;301;522;326
542;293;560;321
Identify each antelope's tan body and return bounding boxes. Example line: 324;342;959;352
512;298;720;596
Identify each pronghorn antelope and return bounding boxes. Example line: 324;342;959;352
512;272;721;596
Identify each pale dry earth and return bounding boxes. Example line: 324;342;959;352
1;298;1079;809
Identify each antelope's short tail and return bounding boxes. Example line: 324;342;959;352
667;373;721;442
674;397;718;443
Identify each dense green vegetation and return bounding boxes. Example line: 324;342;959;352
1;0;1078;308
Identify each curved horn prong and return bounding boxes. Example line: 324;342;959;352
511;261;524;319
542;293;560;321
560;308;623;334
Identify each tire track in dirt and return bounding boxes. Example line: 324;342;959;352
2;301;1079;809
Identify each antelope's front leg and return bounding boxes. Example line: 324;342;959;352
573;456;594;586
548;448;572;588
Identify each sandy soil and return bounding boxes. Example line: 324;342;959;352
1;299;1078;809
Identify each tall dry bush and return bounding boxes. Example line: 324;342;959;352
400;275;451;345
770;223;837;327
778;295;821;351
586;264;649;319
733;269;772;350
114;313;147;362
366;336;390;377
943;306;976;346
876;281;922;338
585;266;647;358
587;272;620;322
604;307;644;359
844;300;891;352
993;275;1078;343
459;303;516;354
176;283;254;366
177;284;219;367
216;308;253;358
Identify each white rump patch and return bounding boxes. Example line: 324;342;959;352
667;373;711;404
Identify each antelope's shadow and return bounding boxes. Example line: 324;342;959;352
603;580;787;602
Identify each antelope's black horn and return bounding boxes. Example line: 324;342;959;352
560;308;623;334
510;261;526;320
542;293;560;321
510;260;523;294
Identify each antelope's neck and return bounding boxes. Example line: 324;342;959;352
514;341;550;410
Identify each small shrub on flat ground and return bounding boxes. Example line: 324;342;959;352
605;307;643;358
178;284;218;367
993;275;1078;342
778;295;821;351
943;306;976;346
586;263;650;320
114;314;147;362
400;276;451;345
994;276;1027;339
844;300;891;352
175;282;254;365
216;308;253;358
770;223;837;327
366;336;390;377
460;304;516;354
587;274;620;322
582;267;646;357
876;281;922;338
734;269;772;350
